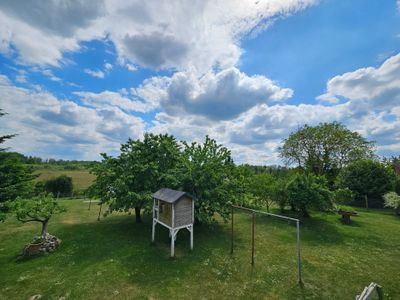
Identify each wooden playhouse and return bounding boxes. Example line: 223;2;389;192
151;188;195;257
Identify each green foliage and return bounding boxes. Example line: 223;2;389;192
270;178;289;212
89;133;182;222
8;194;66;236
0;109;17;152
336;160;395;208
247;173;275;212
0;152;36;221
181;136;236;223
44;175;73;197
383;192;400;215
333;188;355;205
279;122;374;181
286;173;333;217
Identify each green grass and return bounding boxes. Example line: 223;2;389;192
34;169;96;190
1;200;399;299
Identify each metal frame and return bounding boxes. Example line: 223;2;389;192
231;205;302;284
152;198;194;257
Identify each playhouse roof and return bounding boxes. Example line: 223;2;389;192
153;188;193;203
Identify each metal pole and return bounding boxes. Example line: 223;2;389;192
252;212;255;266
296;220;302;284
231;206;234;254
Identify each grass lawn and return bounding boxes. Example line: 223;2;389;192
34;169;96;191
0;200;399;299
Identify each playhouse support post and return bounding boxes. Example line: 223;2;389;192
190;225;193;250
152;220;156;243
171;229;175;257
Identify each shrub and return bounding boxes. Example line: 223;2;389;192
286;173;333;217
44;175;73;197
383;192;400;215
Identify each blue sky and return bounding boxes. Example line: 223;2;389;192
0;0;399;164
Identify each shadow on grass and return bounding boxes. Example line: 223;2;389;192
11;214;237;291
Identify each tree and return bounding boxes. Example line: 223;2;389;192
181;136;236;223
0;109;16;152
336;160;395;208
8;194;66;237
44;175;73;197
286;173;333;217
92;133;182;223
0;152;35;221
279;122;375;180
248;173;275;212
270;178;289;213
383;192;400;215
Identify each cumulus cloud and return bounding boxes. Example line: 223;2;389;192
0;0;317;71
317;53;400;108
0;75;145;159
137;67;293;120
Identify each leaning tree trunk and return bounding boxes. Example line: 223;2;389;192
41;220;49;237
134;207;142;223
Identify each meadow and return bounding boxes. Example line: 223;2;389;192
34;169;96;191
1;199;399;299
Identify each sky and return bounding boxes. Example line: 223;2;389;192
0;0;399;165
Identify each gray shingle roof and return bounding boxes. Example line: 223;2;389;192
153;188;193;203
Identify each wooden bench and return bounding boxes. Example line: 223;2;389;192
338;209;358;225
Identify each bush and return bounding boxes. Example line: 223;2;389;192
44;175;73;197
336;160;395;208
286;173;333;217
383;192;400;215
333;188;355;205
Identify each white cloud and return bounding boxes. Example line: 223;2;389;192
84;69;105;79
317;53;400;108
0;0;317;71
0;75;145;159
136;67;292;120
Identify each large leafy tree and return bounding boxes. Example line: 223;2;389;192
286;173;332;217
279;122;374;180
336;160;395;208
91;133;182;223
181;136;236;223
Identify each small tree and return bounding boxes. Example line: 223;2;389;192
9;194;66;237
270;178;289;213
44;175;73;197
383;192;400;216
286;173;332;217
248;173;275;212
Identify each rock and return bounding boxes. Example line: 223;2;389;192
29;295;42;300
19;234;62;258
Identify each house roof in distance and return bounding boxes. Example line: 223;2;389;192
153;188;194;203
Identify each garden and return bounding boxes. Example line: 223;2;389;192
1;120;400;299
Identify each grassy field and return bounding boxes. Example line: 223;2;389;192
0;200;399;299
34;169;96;190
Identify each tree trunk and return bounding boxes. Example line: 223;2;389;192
135;207;142;223
41;220;49;237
